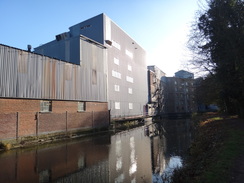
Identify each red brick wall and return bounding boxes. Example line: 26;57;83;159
86;102;108;112
68;112;92;130
39;113;66;133
18;112;37;137
0;98;40;112
52;101;78;113
0;98;109;140
0;113;17;139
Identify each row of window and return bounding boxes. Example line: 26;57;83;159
111;40;134;59
113;58;132;71
115;102;133;110
174;81;194;86
175;87;194;92
40;101;85;112
114;85;133;94
112;70;134;83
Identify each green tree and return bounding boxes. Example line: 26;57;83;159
189;0;244;117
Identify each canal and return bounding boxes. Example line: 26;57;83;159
0;118;194;183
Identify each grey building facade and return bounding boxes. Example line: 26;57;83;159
175;70;194;79
162;70;196;115
0;43;109;141
147;65;166;116
35;13;148;119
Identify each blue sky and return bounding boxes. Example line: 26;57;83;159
0;0;200;76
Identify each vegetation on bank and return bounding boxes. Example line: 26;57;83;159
188;0;244;118
171;113;244;183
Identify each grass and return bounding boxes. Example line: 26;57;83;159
201;129;244;183
171;113;244;183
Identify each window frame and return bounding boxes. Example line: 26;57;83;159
78;101;86;112
40;100;52;113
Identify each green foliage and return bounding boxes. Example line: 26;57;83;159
189;0;244;117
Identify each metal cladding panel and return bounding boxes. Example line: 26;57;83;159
0;44;107;102
106;20;148;117
69;14;104;45
34;36;80;65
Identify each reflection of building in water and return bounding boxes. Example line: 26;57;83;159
149;119;193;180
109;128;152;183
151;135;167;175
0;136;110;183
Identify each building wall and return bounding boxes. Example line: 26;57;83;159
34;14;148;119
0;98;109;140
175;70;194;79
163;77;196;114
0;43;107;102
104;15;148;118
147;66;166;116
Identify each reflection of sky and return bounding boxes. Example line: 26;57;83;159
129;137;137;175
115;173;124;183
153;156;183;183
164;156;182;174
116;140;122;171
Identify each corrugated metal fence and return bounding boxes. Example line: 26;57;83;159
0;44;107;101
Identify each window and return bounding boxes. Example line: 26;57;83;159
125;49;133;58
114;85;120;92
128;65;132;71
112;40;121;50
112;70;121;79
115;102;120;109
128;88;133;94
80;25;92;30
126;76;133;83
129;103;133;109
114;58;119;65
78;102;85;112
40;101;52;112
92;69;97;84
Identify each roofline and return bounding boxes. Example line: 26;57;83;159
80;34;107;49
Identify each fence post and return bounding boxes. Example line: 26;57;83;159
92;111;94;129
36;112;39;138
16;112;19;140
66;111;68;134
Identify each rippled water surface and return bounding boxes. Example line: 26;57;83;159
0;118;193;183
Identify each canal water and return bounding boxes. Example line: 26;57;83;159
0;119;193;183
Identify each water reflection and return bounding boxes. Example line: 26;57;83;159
150;119;193;183
109;128;152;183
0;118;193;183
0;136;110;183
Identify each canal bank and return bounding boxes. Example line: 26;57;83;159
171;113;244;183
0;117;147;152
0;117;194;182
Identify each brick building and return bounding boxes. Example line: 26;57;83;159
0;43;109;141
35;13;148;119
162;70;197;116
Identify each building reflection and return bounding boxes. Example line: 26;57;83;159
0;119;193;183
109;128;152;183
0;136;110;183
149;118;193;182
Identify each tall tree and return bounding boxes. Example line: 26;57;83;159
189;0;244;117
